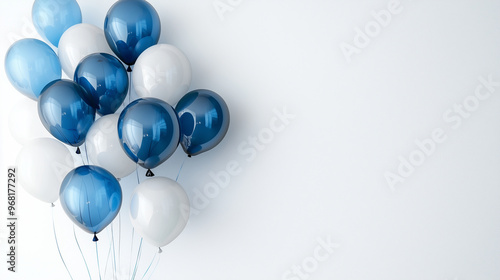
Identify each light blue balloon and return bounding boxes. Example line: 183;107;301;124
4;39;61;100
32;0;82;47
60;165;122;241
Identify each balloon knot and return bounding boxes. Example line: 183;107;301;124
146;169;155;177
187;154;192;158
76;147;81;154
127;65;132;72
51;203;55;207
93;233;99;242
158;247;163;254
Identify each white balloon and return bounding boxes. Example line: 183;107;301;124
129;177;190;248
58;23;113;78
133;44;191;105
17;138;75;204
9;99;52;145
85;114;136;178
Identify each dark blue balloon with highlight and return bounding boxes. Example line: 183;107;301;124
175;89;230;156
60;165;122;240
74;53;129;116
104;0;161;66
38;80;96;147
118;98;180;170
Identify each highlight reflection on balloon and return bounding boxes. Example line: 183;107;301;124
74;53;129;116
104;0;161;66
32;0;82;47
175;89;230;156
60;165;122;241
38;79;96;147
118;98;180;170
5;39;61;100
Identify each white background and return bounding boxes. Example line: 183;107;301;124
1;0;500;279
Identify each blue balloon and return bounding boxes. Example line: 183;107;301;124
38;80;96;147
175;89;230;156
118;98;180;171
74;53;129;116
5;39;61;100
104;0;161;66
60;165;122;241
32;0;82;47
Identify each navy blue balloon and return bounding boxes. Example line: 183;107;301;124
104;0;161;66
175;89;230;156
38;80;96;147
60;165;122;241
118;98;180;170
74;53;129;116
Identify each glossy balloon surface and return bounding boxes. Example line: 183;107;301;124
5;39;61;100
32;0;82;47
86;114;136;178
59;23;113;78
104;0;161;65
118;98;180;169
133;44;191;105
60;165;122;235
38;80;96;147
129;177;190;247
75;53;128;116
17;138;75;203
175;89;230;156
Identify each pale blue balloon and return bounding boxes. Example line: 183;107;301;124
32;0;82;47
4;39;61;100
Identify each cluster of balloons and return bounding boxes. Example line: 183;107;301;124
7;0;230;250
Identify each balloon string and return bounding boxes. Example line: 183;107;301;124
118;213;122;277
136;164;140;184
96;242;102;280
131;238;143;280
128;67;133;105
51;205;74;280
73;225;92;280
103;234;112;279
111;222;117;279
129;228;135;279
141;251;158;280
84;141;90;165
79;148;87;165
147;253;162;280
176;156;188;182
